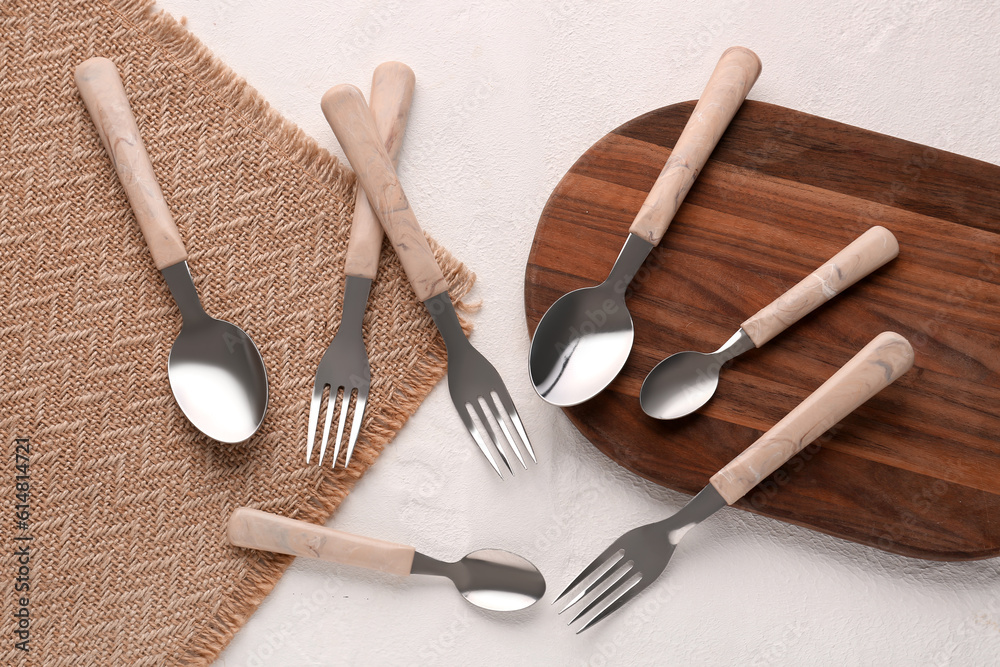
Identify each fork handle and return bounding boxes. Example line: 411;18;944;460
344;62;416;280
740;226;899;347
75;57;188;270
628;46;760;246
322;84;448;302
228;508;416;576
709;332;914;505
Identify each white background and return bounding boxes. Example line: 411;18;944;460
151;0;1000;664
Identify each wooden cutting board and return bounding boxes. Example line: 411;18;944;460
524;100;1000;561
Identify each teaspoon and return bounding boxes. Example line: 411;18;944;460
640;226;899;419
228;508;546;612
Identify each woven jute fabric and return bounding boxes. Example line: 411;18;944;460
0;1;476;664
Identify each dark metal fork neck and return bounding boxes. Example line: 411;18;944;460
341;275;373;333
658;484;728;532
424;291;465;350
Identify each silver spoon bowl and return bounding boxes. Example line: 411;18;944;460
164;265;268;443
412;548;546;611
640;330;754;419
529;234;651;406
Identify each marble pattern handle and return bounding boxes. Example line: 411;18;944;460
709;331;914;504
344;62;416;279
629;46;761;246
75;57;187;270
741;226;899;347
227;508;416;576
321;84;448;301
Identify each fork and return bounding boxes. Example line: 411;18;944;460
306;62;416;468
321;84;536;478
555;331;914;632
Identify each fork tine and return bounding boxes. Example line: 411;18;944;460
330;387;351;467
488;393;525;469
473;400;513;475
306;383;324;463
458;407;503;479
568;560;636;624
495;388;536;463
318;385;336;466
554;545;624;607
343;386;368;469
573;572;644;633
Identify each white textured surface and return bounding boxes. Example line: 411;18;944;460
148;1;1000;664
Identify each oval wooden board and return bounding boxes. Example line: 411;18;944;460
524;100;1000;561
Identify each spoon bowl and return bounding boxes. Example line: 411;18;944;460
169;317;268;443
640;350;723;420
163;262;268;443
428;548;546;611
529;281;635;407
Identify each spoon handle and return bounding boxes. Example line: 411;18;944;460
322;84;448;302
740;226;899;347
75;57;187;270
628;46;761;246
709;331;913;504
345;62;416;280
228;508;416;576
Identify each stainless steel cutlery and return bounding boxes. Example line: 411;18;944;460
556;331;914;632
307;62;416;468
321;83;536;478
640;226;899;419
528;46;761;407
76;57;269;443
228;508;546;611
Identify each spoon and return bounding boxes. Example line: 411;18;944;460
640;225;899;419
529;47;761;406
76;58;268;443
228;508;546;612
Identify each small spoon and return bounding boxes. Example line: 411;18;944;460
529;47;761;406
228;508;547;612
76;58;268;442
640;226;899;419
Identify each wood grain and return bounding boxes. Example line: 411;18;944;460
524;100;1000;560
711;332;914;503
228;508;416;576
322;84;448;301
75;57;187;270
344;62;415;280
741;225;899;346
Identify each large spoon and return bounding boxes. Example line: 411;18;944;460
529;47;761;406
228;508;546;612
76;58;268;442
640;225;899;419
